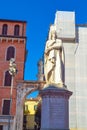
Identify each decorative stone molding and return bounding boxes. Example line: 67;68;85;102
0;37;26;44
0;115;14;123
40;85;72;99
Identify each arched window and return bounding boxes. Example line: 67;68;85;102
4;71;12;86
2;24;8;35
14;25;20;36
2;100;10;115
6;46;15;61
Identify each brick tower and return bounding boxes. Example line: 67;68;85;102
0;19;26;129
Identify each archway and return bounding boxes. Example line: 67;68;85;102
15;80;45;130
23;90;40;130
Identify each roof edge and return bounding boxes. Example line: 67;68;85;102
0;19;27;23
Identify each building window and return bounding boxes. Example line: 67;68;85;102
6;46;15;61
2;24;8;35
2;100;10;115
4;71;12;86
14;25;20;36
34;105;37;111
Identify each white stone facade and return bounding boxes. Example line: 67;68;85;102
54;11;87;130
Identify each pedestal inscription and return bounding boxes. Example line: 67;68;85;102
50;98;66;128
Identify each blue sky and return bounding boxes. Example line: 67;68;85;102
0;0;87;80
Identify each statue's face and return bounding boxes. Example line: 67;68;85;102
51;32;56;40
50;25;56;40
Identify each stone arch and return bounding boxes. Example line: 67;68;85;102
15;80;45;130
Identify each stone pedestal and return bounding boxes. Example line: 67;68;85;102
40;84;72;130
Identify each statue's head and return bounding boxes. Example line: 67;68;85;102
48;24;57;40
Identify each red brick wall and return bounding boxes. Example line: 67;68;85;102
0;21;26;36
0;20;26;115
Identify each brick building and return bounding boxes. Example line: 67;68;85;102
0;19;27;130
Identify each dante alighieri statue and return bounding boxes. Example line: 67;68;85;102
44;25;65;87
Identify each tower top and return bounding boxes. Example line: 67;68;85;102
0;19;27;23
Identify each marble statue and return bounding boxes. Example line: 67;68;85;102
44;25;65;87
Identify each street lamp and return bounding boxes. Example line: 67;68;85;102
8;58;17;130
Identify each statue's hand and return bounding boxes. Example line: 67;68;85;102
45;47;52;55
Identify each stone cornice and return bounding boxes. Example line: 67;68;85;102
40;85;72;99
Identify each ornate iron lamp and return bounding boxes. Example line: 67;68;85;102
8;58;17;130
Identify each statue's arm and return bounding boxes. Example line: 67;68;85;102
45;46;53;55
45;44;62;55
